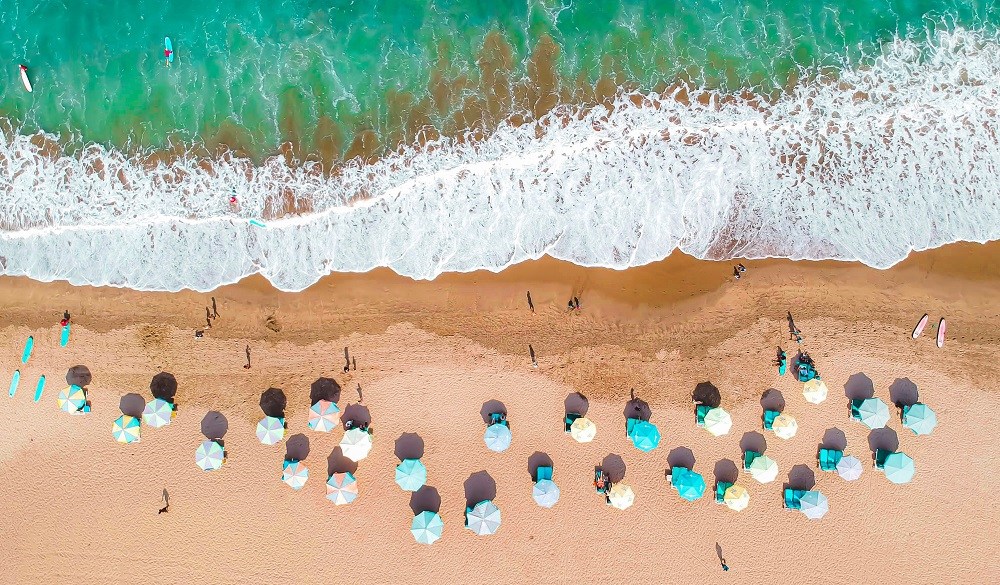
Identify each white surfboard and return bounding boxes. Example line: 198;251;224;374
19;65;32;92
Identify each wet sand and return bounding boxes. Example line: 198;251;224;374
0;241;998;584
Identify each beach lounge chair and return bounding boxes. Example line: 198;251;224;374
783;488;807;510
564;412;581;432
695;404;712;426
743;450;761;470
818;448;844;471
762;410;780;430
849;399;865;420
489;412;509;428
874;449;892;469
715;481;734;504
594;469;611;494
536;466;553;482
626;417;640;436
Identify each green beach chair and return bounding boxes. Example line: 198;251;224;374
564;412;581;432
743;450;761;470
783;488;806;510
762;410;780;430
715;481;734;504
874;449;891;469
536;466;553;482
695;404;712;426
818;448;844;471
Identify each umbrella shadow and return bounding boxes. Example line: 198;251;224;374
480;400;507;424
740;431;768;455
888;378;919;408
760;388;785;413
285;433;310;462
327;446;358;476
667;446;696;471
200;411;228;439
259;388;287;418
310;377;341;405
150;372;177;402
601;454;627;483
868;427;899;454
819;427;848;451
463;471;497;507
692;382;721;408
394;432;425;460
844;373;875;400
527;451;554;481
564;392;589;416
343;403;371;427
409;486;442;515
623;398;651;422
783;464;816;491
66;365;92;387
119;393;146;418
713;459;739;484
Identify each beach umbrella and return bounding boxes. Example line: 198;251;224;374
883;452;916;484
772;414;798;439
395;459;428;492
142;398;173;428
629;421;661;452
484;423;512;453
902;404;938;436
282;460;309;490
112;415;141;444
608;483;636;510
532;479;561;508
466;500;501;535
703;407;732;436
255;416;286;445
326;472;359;505
800;491;829;519
570;417;597;443
340;428;373;462
57;385;86;414
856;398;890;429
748;455;779;484
307;400;341;432
195;440;225;471
836;455;864;481
802;379;828;404
723;485;750;511
411;511;443;545
672;469;706;502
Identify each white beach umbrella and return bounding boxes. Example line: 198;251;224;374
802;379;828;404
532;479;561;508
608;483;635;510
836;455;864;481
195;440;225;471
142;398;173;428
255;416;286;445
484;423;512;452
704;407;733;436
749;455;779;484
570;417;597;443
466;501;501;535
340;428;373;462
308;400;341;432
800;491;829;520
723;485;750;511
282;460;309;490
772;414;798;439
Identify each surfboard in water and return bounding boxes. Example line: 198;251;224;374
60;324;71;347
34;375;46;402
19;64;32;92
936;318;946;348
9;370;20;397
911;314;929;339
21;336;33;363
164;37;174;63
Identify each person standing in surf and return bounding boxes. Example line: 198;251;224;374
164;47;173;67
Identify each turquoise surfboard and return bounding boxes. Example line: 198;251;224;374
21;336;33;363
34;375;45;402
60;324;71;347
249;219;266;228
164;37;174;62
9;370;20;397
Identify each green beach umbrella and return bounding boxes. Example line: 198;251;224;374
411;511;444;545
703;407;732;436
671;468;707;501
800;490;829;519
255;416;286;445
532;479;561;508
195;440;225;471
326;472;359;505
484;423;512;452
629;420;661;452
856;398;890;429
395;459;428;492
466;500;501;535
883;452;916;484
112;415;141;444
282;460;309;490
902;403;938;436
142;398;173;428
748;455;779;484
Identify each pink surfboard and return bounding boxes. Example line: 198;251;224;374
936;318;946;348
911;314;928;339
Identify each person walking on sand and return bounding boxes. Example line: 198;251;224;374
529;344;538;368
567;299;574;311
573;296;580;310
243;345;251;369
211;297;218;318
526;291;534;313
733;266;740;280
158;488;169;514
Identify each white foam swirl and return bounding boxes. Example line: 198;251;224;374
1;27;999;292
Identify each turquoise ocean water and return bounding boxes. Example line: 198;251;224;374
1;1;999;290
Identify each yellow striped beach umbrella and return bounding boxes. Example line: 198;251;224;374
723;484;750;511
57;385;87;414
112;415;141;444
608;483;635;510
570;417;597;443
772;414;798;439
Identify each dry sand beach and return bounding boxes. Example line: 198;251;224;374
1;241;999;584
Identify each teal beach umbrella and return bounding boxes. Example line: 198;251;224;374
883;452;916;484
671;468;706;501
484;423;512;452
395;459;428;492
411;511;443;545
856;398;890;429
532;479;561;508
112;415;141;444
629;421;661;452
902;404;937;436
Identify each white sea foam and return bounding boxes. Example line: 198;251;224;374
1;27;999;292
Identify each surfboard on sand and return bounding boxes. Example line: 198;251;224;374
21;336;34;363
61;324;71;347
164;37;174;63
911;314;929;339
9;370;20;397
34;375;46;402
936;318;946;348
19;64;32;92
